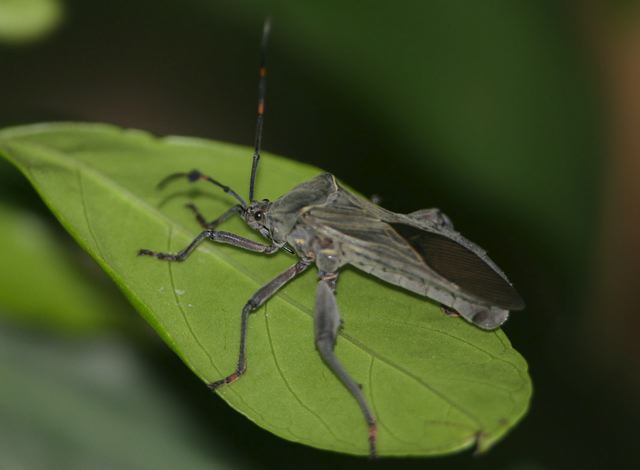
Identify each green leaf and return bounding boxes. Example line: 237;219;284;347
0;201;137;334
0;122;531;456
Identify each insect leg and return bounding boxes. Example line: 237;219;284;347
441;305;460;318
138;230;280;261
208;259;310;389
185;203;243;229
157;169;247;208
314;272;378;458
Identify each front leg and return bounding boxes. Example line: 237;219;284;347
138;230;280;261
314;272;378;458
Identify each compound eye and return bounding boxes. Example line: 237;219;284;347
254;211;263;221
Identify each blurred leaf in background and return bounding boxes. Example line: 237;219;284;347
0;325;252;470
0;0;63;44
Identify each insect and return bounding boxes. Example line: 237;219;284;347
138;19;525;458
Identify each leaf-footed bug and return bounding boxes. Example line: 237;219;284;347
138;18;525;457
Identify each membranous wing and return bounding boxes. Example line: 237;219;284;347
389;223;524;311
302;188;524;315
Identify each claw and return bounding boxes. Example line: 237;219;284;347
207;379;225;391
208;371;241;391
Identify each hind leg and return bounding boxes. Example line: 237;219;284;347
314;272;378;458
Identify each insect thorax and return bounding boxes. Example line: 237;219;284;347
266;173;337;243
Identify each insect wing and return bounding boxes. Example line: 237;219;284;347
303;203;446;297
302;188;524;313
390;223;525;311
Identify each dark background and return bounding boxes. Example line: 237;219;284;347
1;1;639;469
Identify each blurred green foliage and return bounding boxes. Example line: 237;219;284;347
0;0;63;44
0;326;252;469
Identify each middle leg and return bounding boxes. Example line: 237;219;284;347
208;259;311;389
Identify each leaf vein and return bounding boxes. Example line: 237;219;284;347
76;167;107;264
368;357;415;448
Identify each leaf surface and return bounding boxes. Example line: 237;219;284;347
0;201;136;333
0;123;531;456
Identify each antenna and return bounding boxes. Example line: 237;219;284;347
248;17;272;202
